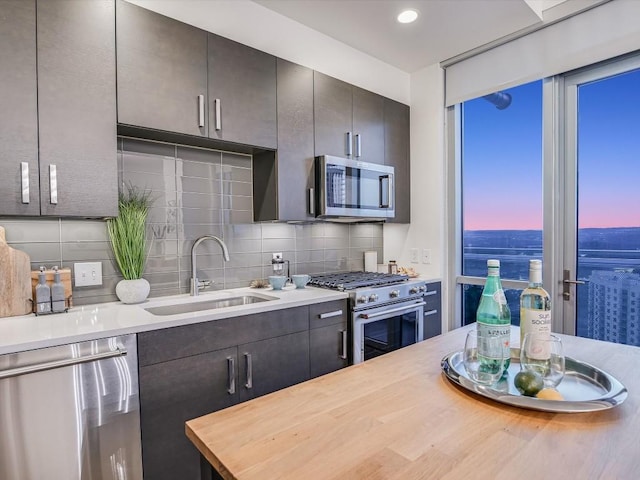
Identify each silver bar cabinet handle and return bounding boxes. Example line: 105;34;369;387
0;348;127;380
227;357;235;394
424;309;438;316
319;309;343;319
340;330;347;360
244;353;252;389
308;188;315;216
49;164;58;204
424;290;437;297
355;133;361;158
360;301;426;320
345;131;352;156
198;94;205;127
21;162;29;204
214;98;221;131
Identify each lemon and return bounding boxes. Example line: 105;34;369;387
514;370;544;397
536;388;564;400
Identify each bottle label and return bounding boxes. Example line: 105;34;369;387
477;322;510;360
521;309;551;359
492;289;507;305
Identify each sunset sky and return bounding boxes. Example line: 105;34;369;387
462;70;640;231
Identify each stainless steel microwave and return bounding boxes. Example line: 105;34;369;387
315;155;395;219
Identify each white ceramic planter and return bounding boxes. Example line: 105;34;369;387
115;278;150;304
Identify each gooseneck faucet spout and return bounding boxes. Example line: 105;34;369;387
190;235;230;296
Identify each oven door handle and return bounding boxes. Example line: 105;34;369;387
359;301;426;319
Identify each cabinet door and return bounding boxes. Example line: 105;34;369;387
309;300;348;377
0;0;39;216
116;0;208;137
384;98;411;223
423;282;442;339
238;331;310;402
139;347;238;480
275;59;315;221
352;87;385;165
314;71;353;157
208;33;277;149
37;0;118;217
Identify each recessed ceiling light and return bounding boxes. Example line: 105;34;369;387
397;9;418;24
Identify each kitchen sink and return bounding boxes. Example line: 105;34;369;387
144;294;278;316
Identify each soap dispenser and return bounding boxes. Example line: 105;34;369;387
51;266;66;313
35;266;52;314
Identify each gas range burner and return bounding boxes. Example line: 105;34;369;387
309;271;409;291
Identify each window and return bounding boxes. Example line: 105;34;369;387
460;81;543;325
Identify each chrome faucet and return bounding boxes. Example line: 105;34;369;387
190;235;230;296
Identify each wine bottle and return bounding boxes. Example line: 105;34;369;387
476;259;511;372
519;259;551;346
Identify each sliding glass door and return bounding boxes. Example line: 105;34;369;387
562;57;640;346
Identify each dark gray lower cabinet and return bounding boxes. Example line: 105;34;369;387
138;303;345;480
423;282;442;339
238;331;310;402
139;347;238;480
309;300;348;378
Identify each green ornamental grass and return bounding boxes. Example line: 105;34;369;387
107;185;152;280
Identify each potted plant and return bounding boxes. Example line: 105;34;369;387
107;184;152;304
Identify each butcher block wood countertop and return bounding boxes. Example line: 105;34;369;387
186;326;640;480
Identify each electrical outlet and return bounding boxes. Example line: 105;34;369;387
422;249;432;264
74;262;103;287
410;248;419;263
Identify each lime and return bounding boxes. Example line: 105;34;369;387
514;370;544;397
536;388;564;400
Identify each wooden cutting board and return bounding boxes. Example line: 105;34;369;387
0;226;33;317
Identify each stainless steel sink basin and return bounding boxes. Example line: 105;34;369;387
145;294;277;316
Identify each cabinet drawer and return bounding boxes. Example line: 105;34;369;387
138;306;309;366
423;282;441;312
309;299;348;329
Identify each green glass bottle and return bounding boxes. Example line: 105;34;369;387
476;259;511;372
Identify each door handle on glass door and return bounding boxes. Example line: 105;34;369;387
563;269;585;300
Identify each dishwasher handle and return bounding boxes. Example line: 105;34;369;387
0;347;127;380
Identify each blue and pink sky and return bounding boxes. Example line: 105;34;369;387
462;70;640;231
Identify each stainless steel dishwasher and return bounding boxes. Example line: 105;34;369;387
0;334;143;480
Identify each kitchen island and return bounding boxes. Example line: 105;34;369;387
186;325;640;479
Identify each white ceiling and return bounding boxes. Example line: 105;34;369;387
254;0;600;72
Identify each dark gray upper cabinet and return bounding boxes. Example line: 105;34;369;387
207;33;277;149
37;0;118;217
384;98;411;223
314;71;353;158
352;87;385;165
314;71;385;164
254;59;314;222
0;0;39;216
116;0;208;137
1;0;117;218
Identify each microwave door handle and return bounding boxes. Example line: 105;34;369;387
379;174;391;208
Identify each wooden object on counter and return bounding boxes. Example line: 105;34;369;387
30;268;73;312
0;226;33;317
187;325;640;480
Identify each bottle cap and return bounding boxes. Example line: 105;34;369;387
529;259;542;270
487;259;500;267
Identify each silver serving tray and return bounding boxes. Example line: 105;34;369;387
441;348;628;413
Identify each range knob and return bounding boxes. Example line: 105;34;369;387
419;285;426;293
409;287;419;294
368;294;378;302
390;289;400;298
357;295;368;304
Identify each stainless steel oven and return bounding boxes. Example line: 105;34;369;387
315;155;395;219
309;272;427;364
353;297;425;364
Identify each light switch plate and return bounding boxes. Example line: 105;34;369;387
410;248;419;263
74;262;103;287
422;249;432;264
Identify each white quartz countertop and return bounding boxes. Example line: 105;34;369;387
0;286;348;355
